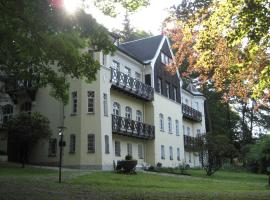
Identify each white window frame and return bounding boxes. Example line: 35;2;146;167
173;87;177;101
157;77;162;93
125;106;132;119
115;141;121;157
112;60;120;71
168;117;172;133
105;135;110;154
165;82;170;98
87;134;95;153
136;110;142;122
103;93;108;116
169;146;173;160
127;143;132;156
71;91;78;114
124;66;131;76
159;113;164;131
161;145;165;160
175;120;179;136
69;134;76;153
87;91;95;114
138;144;144;159
112;102;121;116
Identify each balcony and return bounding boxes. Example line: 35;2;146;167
182;104;202;122
110;68;154;101
112;114;155;140
4;79;37;103
184;135;202;152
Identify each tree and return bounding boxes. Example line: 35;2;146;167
246;135;270;174
114;12;153;42
0;0;149;104
197;133;237;176
5;112;52;167
165;0;270;104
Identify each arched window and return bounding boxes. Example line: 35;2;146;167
175;120;179;136
159;113;164;131
2;104;13;123
125;106;132;119
168;117;172;133
20;102;32;113
136;110;142;122
112;102;121;116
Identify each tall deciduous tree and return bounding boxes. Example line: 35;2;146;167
166;0;270;104
0;0;149;103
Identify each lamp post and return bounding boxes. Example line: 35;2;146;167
58;126;65;183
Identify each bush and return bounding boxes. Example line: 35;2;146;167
125;155;132;160
156;162;162;168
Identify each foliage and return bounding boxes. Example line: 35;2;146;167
116;159;137;174
246;135;270;173
0;0;148;104
5;112;52;167
125;154;132;160
198;133;237;176
166;0;270;104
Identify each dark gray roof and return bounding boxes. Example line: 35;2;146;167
118;35;164;64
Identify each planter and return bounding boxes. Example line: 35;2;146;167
116;160;138;173
0;155;8;162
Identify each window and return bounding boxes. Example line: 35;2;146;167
183;125;185;135
157;77;162;93
161;52;165;64
102;52;106;66
105;135;109;154
124;66;131;76
135;72;141;80
185;99;189;105
48;138;57;156
197;129;201;136
159;113;164;131
20;102;31;113
115;141;121;157
165;82;170;98
161;52;171;64
169;146;173;160
2;104;13;123
175;120;179;136
177;148;180;161
168;117;172;133
69;134;76;153
161;145;165;160
173;87;177;101
112;60;120;70
103;93;108;116
87;134;95;153
136;110;142;122
87;91;95;113
112;102;121;116
71;91;77;114
195;102;199;111
138;144;144;159
127;143;132;156
189;152;192;163
125;106;132;119
187;127;191;136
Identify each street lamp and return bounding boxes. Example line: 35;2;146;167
58;126;66;183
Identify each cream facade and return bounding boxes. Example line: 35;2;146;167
0;35;206;169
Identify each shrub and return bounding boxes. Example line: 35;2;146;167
156;162;162;168
0;150;7;155
125;155;133;160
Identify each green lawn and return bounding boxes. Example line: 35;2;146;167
0;162;270;200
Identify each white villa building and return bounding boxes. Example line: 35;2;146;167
0;35;206;169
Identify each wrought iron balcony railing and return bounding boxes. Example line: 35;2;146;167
182;103;202;122
112;114;155;140
184;135;202;152
111;68;154;101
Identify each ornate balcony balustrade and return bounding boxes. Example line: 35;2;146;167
112;114;155;140
111;68;154;101
182;103;202;122
184;135;202;152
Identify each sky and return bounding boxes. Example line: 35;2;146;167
85;0;180;35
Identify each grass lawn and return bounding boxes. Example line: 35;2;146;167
0;162;270;200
